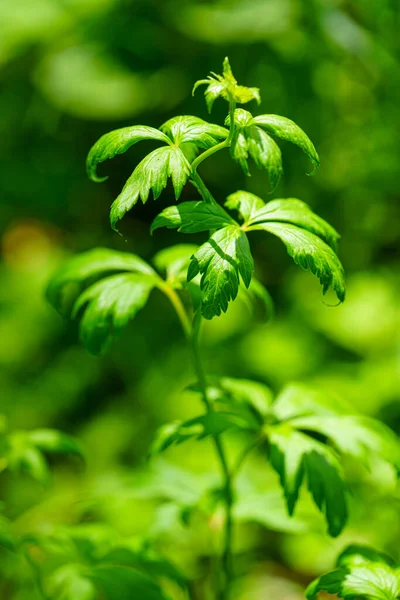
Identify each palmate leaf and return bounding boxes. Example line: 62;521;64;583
252;114;320;174
187;225;254;319
306;545;400;600
247;197;340;250
193;57;260;113
86;126;171;183
253;222;345;302
110;146;191;232
226;108;319;190
266;383;400;537
73;273;156;355
151;200;235;234
47;249;157;353
266;422;348;537
47;248;155;316
160;115;228;149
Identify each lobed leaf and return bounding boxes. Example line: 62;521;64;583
160;115;228;149
228;109;283;189
248;198;340;249
266;422;348;537
151;201;235;234
252;114;320;174
73;273;156;355
86;126;171;183
306;546;400;600
187;225;254;319
252;222;345;302
110;146;191;232
192;57;260;112
47;248;154;316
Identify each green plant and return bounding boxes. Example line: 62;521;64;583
3;58;398;600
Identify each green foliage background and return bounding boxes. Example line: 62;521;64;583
0;0;399;598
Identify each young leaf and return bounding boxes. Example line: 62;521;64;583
160;115;228;149
47;248;154;316
266;422;348;537
110;146;191;232
306;545;400;600
248;198;340;249
86;126;171;183
187;225;254;319
290;414;400;471
151;201;235;234
251;222;345;302
72;273;156;355
252;114;320;174
193;57;260;112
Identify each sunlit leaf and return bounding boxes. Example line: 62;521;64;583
193;57;260;112
252;114;320;175
187;225;254;319
251;222;345;302
160;115;228;149
151;201;235;234
110;146;191;232
86;126;171;182
306;545;400;600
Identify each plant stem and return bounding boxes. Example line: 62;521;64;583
191;311;234;600
190;170;217;205
191;140;228;173
157;281;192;339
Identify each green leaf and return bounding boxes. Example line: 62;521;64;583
86;126;171;183
6;432;50;483
306;546;400;600
227;109;283;189
252;114;320;174
93;566;169;600
192;57;260;112
187;225;254;319
151;411;250;456
46;564;96;600
151;201;235;234
248;198;340;249
218;377;274;420
225;190;265;223
160;115;228;149
266;422;348;537
251;222;345;302
110;146;191;232
290;414;400;471
152;244;199;286
271;383;350;421
28;430;83;458
73;273;156;355
47;248;154;316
